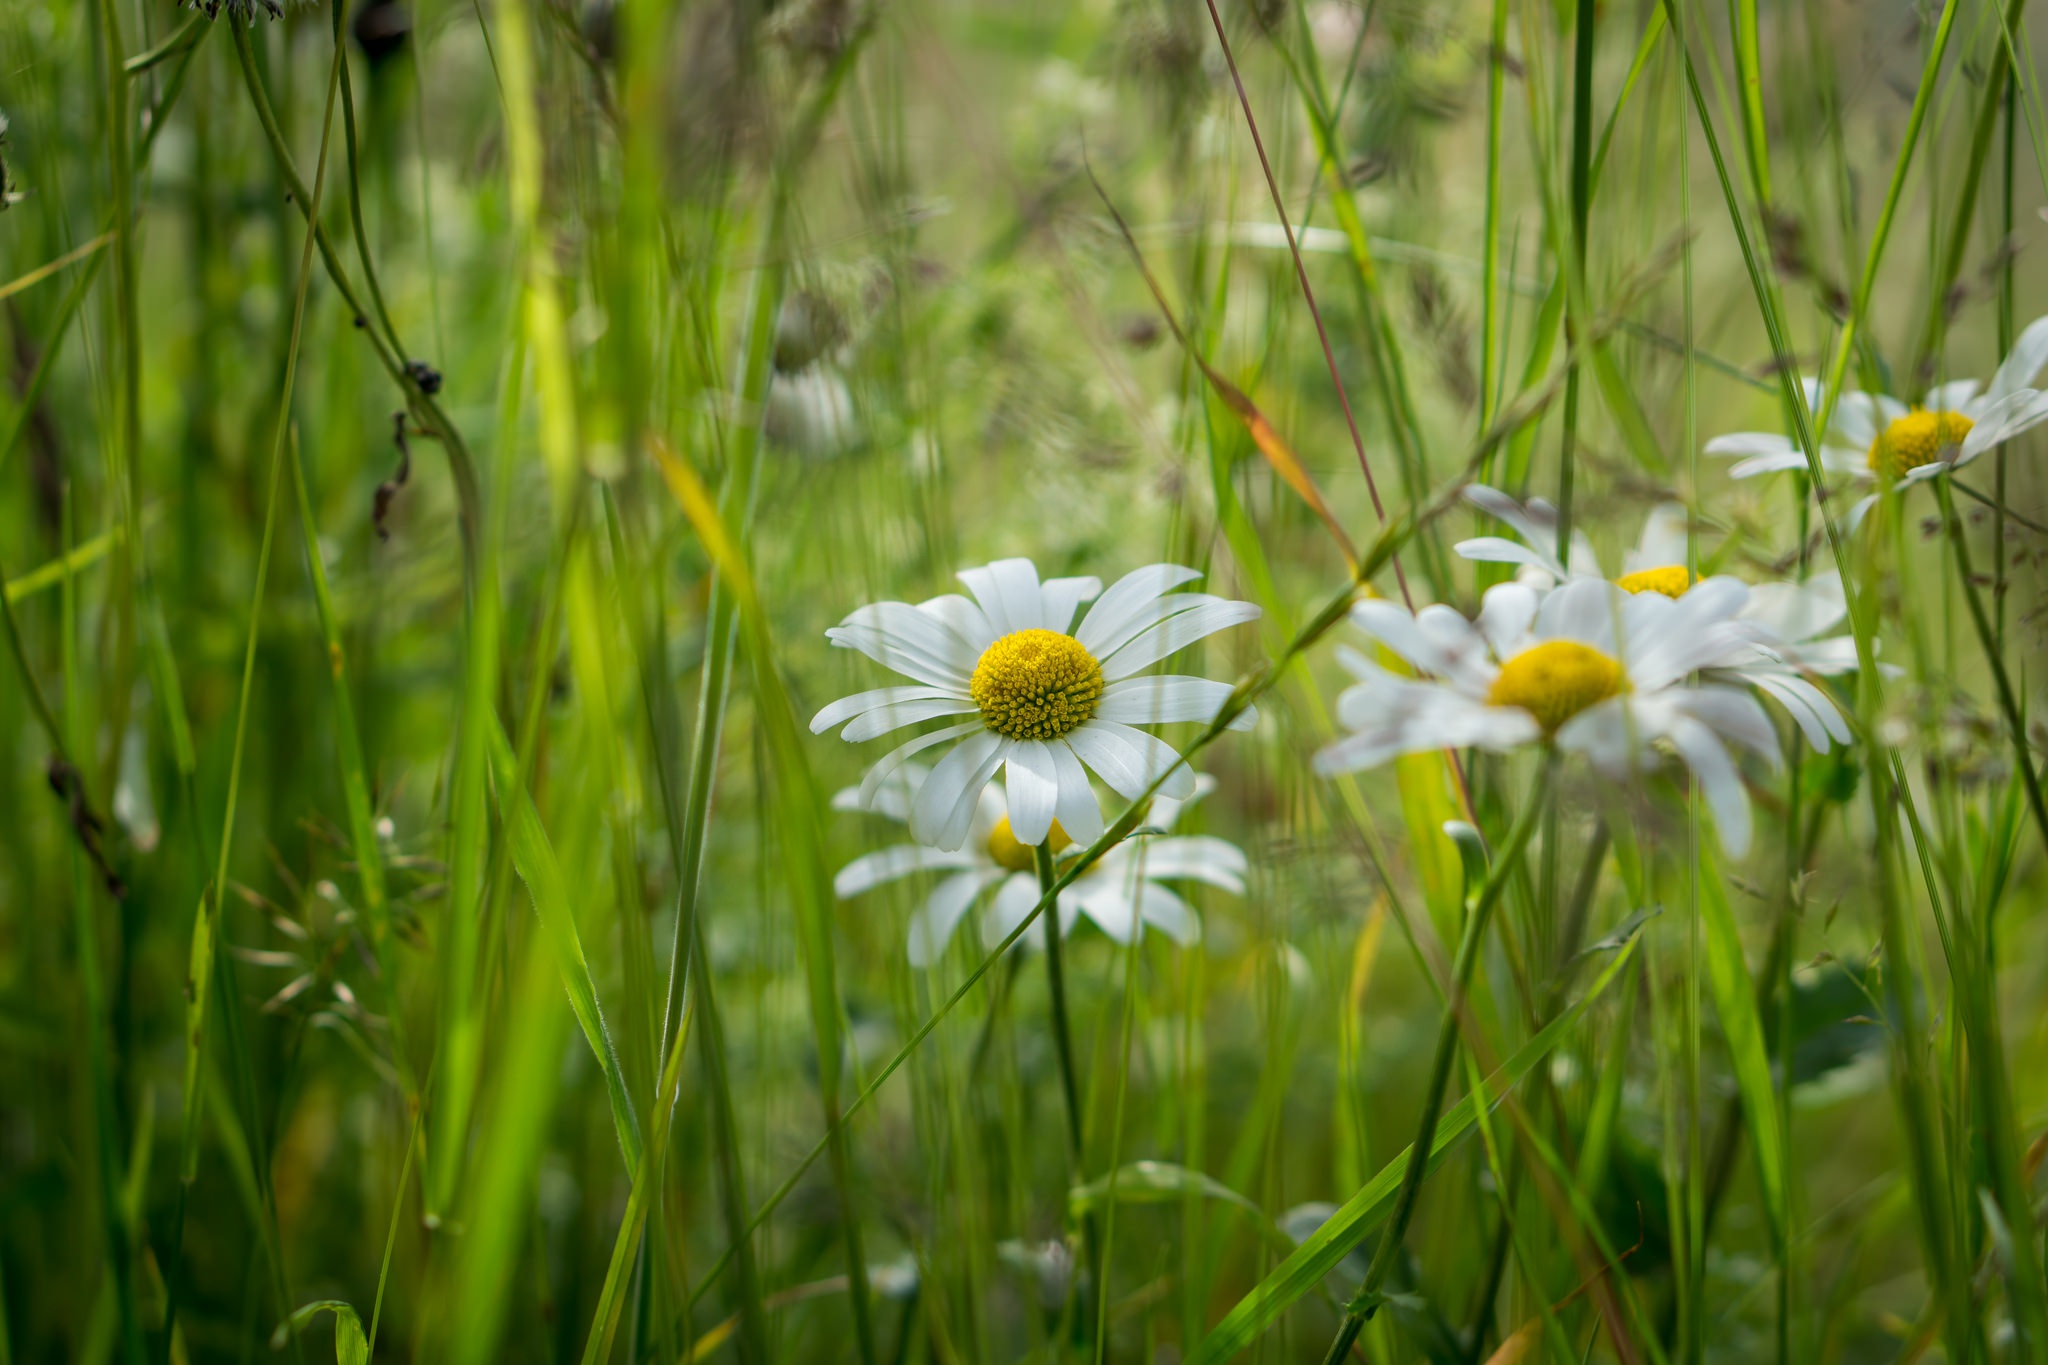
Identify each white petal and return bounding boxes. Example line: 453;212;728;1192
1039;576;1103;634
1739;574;1845;644
1065;720;1196;800
841;698;981;742
833;761;924;821
1318;678;1538;773
1833;391;1888;447
1624;503;1690;576
1098;598;1261;679
908;731;1007;850
1840;493;1878;535
1922;378;1981;413
1553;699;1645;777
1674;686;1779;760
1742;670;1850;749
812;685;966;736
1705;431;1799;458
1533;577;1622;653
1986;314;2048;402
1133;835;1248;893
1664;715;1755;859
957;558;1047;634
1463;485;1562;557
1047;740;1106;845
1959;389;2048;463
920;593;1000;651
1133;881;1202;945
908;870;1002;966
1075;564;1205;655
858;722;985;809
1096;676;1235;726
1475;582;1540;656
1069;881;1145;944
835;844;976;898
1452;536;1566;577
1003;740;1061;847
1727;449;1816;479
1351;600;1486;683
828;602;979;687
982;872;1050;949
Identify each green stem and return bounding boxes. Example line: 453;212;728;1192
1320;763;1552;1363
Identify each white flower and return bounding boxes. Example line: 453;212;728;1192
811;558;1260;852
833;767;1246;964
1454;485;1851;749
1706;317;2048;526
1315;578;1784;856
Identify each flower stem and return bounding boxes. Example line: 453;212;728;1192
1319;762;1552;1364
1036;840;1100;1349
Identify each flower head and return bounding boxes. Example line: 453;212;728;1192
833;767;1245;964
1705;317;2048;526
1315;578;1786;855
812;558;1259;851
1453;486;1854;749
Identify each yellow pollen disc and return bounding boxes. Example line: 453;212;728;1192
986;816;1072;872
1867;408;1973;479
1487;639;1627;734
969;629;1105;741
1614;564;1693;598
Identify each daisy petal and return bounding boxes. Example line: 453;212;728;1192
1099;598;1260;678
1705;431;1799;458
841;698;980;742
1534;577;1622;653
1986;314;2048;401
829;602;979;687
1664;716;1755;858
1131;881;1201;945
1002;740;1061;847
812;685;958;735
835;844;977;898
1923;378;1981;413
1095;676;1235;726
982;872;1048;949
1133;835;1248;892
1048;739;1106;845
1623;504;1690;576
1039;576;1103;634
1452;536;1566;576
908;870;1002;967
1066;719;1196;800
908;730;1006;850
1075;564;1205;655
859;722;986;809
1475;582;1540;656
958;558;1045;634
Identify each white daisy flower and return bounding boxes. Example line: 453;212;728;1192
1705;316;2048;526
832;767;1246;964
811;558;1260;852
1314;578;1784;856
1454;485;1851;749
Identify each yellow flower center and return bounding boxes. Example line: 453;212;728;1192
1614;565;1693;598
1486;639;1627;734
986;815;1072;872
969;629;1105;741
1867;409;1973;479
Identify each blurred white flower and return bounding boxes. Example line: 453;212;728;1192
812;557;1259;851
1315;578;1783;856
1706;317;2048;527
833;766;1244;963
764;365;858;458
1454;485;1853;748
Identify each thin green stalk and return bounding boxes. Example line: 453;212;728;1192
1318;762;1553;1364
1035;840;1099;1355
1555;0;1595;561
1479;0;1510;440
61;489;142;1365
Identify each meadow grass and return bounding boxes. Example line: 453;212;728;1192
1;0;2046;1362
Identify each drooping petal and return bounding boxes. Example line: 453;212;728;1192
1047;739;1106;846
1132;835;1248;893
835;844;977;898
1741;669;1851;749
981;872;1050;950
1662;715;1755;858
1075;564;1205;655
907;869;1004;967
1672;685;1780;761
1002;740;1062;848
1132;881;1202;945
1958;388;2048;465
858;722;986;810
1066;720;1196;800
909;730;1007;850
